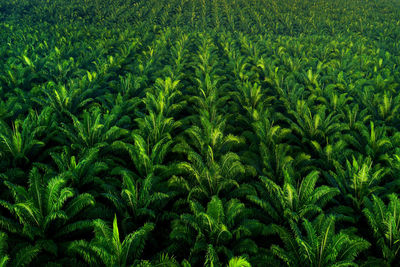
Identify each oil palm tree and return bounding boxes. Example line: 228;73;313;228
101;171;169;233
271;214;370;266
32;80;95;120
69;215;154;267
232;80;272;122
361;121;393;164
61;107;128;151
326;155;386;222
243;108;310;183
144;77;185;118
112;131;173;180
284;100;344;148
371;91;400;125
345;121;392;165
248;170;339;224
170;196;261;266
50;147;109;193
363;193;400;265
0;167;95;264
172;149;244;201
171;115;245;201
0;109;51;168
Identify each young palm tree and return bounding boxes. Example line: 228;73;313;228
170;196;261;266
0;114;45;168
61;108;128;151
284;100;344;148
385;152;400;194
171;137;244;201
232;80;272;122
0;167;95;264
133;110;178;157
243;108;310;183
372;91;400;125
171;107;245;202
101;171;169;233
248;169;339;224
363;193;400;265
342;104;370;133
271;214;370;266
69;215;154;266
326;155;386;222
112;130;173;180
32;80;95;120
347;121;392;165
50;147;109;193
179;253;254;267
144;77;185;118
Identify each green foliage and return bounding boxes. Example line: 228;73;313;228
33;80;95;120
363;194;400;265
0;167;95;264
0;0;399;265
327;156;386;217
271;214;370;267
61;107;128;151
50;147;108;192
227;256;251;267
102;171;169;232
69;215;154;266
0;232;9;267
170;196;261;266
0;111;47;168
249;170;339;224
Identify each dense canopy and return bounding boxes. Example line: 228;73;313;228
0;0;399;266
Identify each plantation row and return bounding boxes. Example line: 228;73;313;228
0;0;400;266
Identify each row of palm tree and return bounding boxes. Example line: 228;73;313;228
0;0;399;266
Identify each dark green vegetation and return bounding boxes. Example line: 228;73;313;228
0;0;400;265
